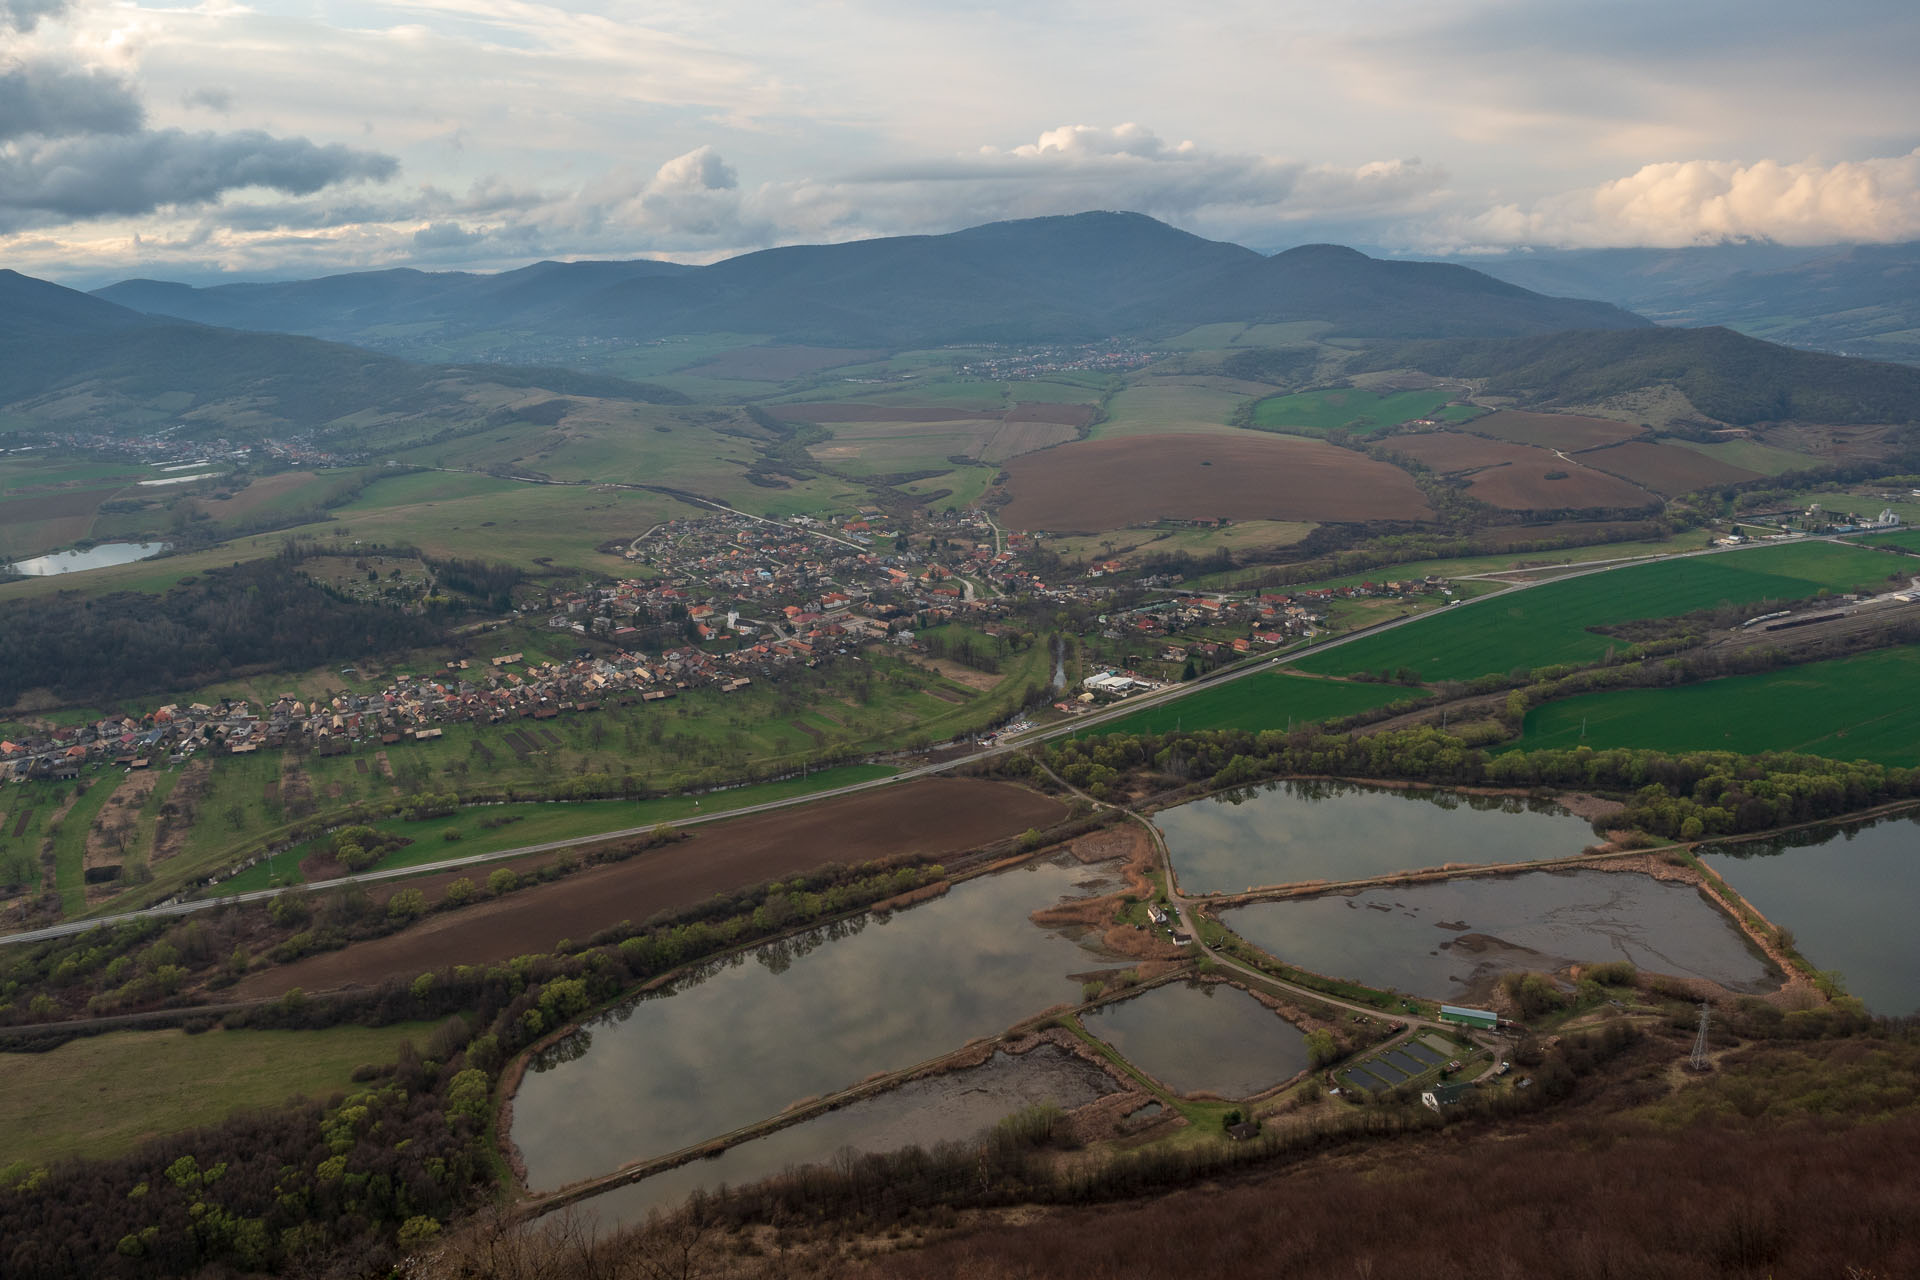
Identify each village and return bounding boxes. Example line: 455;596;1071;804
0;504;1460;784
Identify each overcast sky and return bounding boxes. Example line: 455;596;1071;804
5;0;1919;285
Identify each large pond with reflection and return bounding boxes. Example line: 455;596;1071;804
571;1044;1117;1226
1154;780;1599;894
1083;980;1309;1098
1703;812;1920;1016
1222;870;1779;1003
8;541;169;576
511;856;1124;1191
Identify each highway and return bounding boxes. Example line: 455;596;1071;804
0;534;1860;948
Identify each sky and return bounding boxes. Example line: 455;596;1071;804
4;0;1919;285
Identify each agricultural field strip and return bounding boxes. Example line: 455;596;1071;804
5;535;1842;949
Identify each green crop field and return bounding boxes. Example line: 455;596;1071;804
1082;671;1415;738
0;1023;436;1169
1249;388;1480;436
1513;646;1920;766
1848;528;1920;553
1292;541;1905;685
1087;380;1246;440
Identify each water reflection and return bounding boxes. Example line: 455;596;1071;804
1154;779;1598;894
1704;812;1920;1015
1084;980;1310;1098
511;857;1122;1191
572;1044;1118;1227
1223;870;1779;1003
8;541;169;575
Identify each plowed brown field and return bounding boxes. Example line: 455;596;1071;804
1388;433;1656;510
1577;440;1761;496
998;434;1432;532
1470;410;1645;451
232;778;1064;997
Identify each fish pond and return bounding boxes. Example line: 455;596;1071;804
511;856;1125;1192
1154;779;1598;894
1703;812;1920;1016
572;1044;1118;1226
1082;980;1311;1098
8;541;169;575
1221;869;1779;1003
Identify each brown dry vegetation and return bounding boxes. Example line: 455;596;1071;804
999;435;1433;533
233;778;1065;996
149;760;209;865
1470;409;1646;451
1578;440;1762;496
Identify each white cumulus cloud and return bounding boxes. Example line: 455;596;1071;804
1454;149;1920;248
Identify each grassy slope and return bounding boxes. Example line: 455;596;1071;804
1513;645;1920;766
0;1024;436;1169
1249;388;1473;435
1292;541;1904;684
1083;672;1414;737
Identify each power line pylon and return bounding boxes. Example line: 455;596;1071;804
1689;1002;1712;1072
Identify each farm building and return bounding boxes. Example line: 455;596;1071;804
1438;1005;1498;1031
1422;1082;1475;1113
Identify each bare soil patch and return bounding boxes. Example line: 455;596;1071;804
684;347;887;381
1576;440;1760;496
233;778;1065;997
1391;434;1657;511
999;434;1432;533
1470;410;1645;452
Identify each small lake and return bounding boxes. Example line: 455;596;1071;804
1222;870;1779;1003
1154;779;1598;894
572;1044;1118;1226
8;541;169;576
511;856;1124;1192
1703;812;1920;1016
1083;980;1310;1099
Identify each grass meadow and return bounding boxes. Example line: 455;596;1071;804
1083;672;1415;738
1292;541;1904;684
1249;388;1479;435
1513;645;1920;766
0;1024;438;1169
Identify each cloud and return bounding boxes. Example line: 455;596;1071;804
181;86;232;113
1450;149;1920;248
0;60;143;140
0;129;398;230
0;0;68;33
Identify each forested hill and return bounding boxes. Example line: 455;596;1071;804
1362;326;1920;425
91;212;1650;350
0;271;685;440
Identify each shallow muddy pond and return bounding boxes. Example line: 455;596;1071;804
574;1044;1118;1226
1083;980;1310;1099
1704;813;1920;1016
1154;779;1597;894
1222;869;1779;1003
511;857;1123;1191
8;540;168;575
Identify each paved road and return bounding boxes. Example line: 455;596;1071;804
1;535;1855;949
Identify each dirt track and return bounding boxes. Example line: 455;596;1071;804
233;778;1063;997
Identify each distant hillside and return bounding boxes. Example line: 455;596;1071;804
1432;241;1920;366
1362;327;1920;426
93;212;1649;354
0;271;684;441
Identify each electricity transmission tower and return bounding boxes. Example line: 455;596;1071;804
1689;1002;1712;1071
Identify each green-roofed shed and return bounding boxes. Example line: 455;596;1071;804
1439;1004;1498;1030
